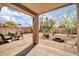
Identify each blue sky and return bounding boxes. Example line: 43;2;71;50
39;4;77;26
0;6;33;27
0;4;77;27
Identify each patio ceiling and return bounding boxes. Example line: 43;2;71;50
21;3;71;15
1;3;72;16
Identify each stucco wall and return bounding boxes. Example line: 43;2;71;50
0;27;32;34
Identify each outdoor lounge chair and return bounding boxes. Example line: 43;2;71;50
0;33;12;44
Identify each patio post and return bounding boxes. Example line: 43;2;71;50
77;4;79;55
33;15;39;45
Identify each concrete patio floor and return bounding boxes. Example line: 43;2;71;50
27;44;75;56
0;33;77;56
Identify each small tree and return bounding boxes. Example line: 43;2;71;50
3;21;18;27
40;18;44;32
40;16;56;38
59;23;65;28
70;17;77;34
50;25;56;35
60;10;76;36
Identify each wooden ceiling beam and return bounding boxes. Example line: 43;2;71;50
11;3;38;15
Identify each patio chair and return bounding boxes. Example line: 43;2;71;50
7;32;16;41
0;33;12;44
0;33;5;44
15;31;23;40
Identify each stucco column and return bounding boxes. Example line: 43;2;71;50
77;4;79;55
33;15;39;44
0;4;2;11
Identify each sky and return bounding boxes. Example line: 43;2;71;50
39;4;77;26
0;4;77;27
0;6;33;27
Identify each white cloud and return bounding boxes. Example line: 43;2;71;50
0;6;25;24
0;7;19;16
0;6;32;27
0;6;31;18
40;13;53;20
0;15;18;24
18;12;31;20
19;12;30;17
63;14;67;19
11;18;18;24
17;19;23;23
0;16;11;21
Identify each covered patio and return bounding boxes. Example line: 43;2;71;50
0;3;79;56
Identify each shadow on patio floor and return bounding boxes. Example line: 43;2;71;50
15;43;36;56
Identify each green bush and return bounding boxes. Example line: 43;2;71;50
50;25;56;34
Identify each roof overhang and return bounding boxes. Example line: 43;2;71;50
1;3;72;17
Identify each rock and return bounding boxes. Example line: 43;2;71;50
53;38;64;43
